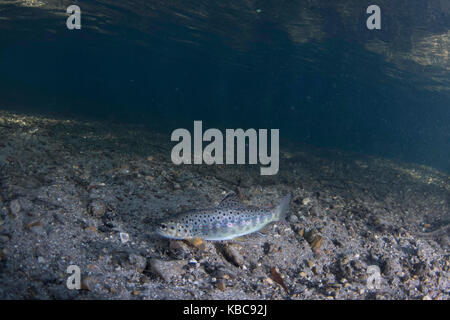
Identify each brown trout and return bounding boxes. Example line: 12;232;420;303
155;192;291;240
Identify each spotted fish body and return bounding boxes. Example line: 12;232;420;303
155;192;291;241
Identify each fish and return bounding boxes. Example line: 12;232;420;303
155;192;291;241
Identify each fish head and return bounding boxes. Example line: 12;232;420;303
155;217;190;240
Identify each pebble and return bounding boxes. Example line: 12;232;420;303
84;225;97;232
221;273;231;280
25;220;43;230
9;199;21;215
312;266;319;275
128;254;147;272
383;258;401;277
216;279;226;291
305;230;315;243
310;235;323;253
88;200;106;217
0;249;6;261
148;258;186;282
289;215;299;223
0;234;10;243
81;277;97;291
169;240;191;259
222;244;244;267
119;232;130;243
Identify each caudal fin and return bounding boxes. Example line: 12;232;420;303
274;193;291;222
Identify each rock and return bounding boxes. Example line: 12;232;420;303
413;262;428;278
129;254;147;272
29;223;46;236
81;277;97;291
221;244;244;267
9;199;21;215
382;257;402;277
0;249;7;261
84;225;97;232
312;266;319;275
148;258;186;282
220;273;231;280
289;215;299;223
111;250;130;266
0;234;10;243
310;235;323;253
216;279;226;291
304;230;316;243
119;232;130;243
18;198;33;212
25;220;43;230
98;225;111;233
88;200;106;217
263;242;271;255
169;240;191;259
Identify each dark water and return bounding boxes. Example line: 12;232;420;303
0;0;449;172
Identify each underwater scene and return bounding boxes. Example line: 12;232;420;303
0;0;449;300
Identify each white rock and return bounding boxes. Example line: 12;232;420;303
119;232;130;243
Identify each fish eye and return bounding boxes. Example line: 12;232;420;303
160;224;167;230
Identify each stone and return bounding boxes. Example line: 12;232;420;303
9;199;21;215
148;258;186;282
128;254;147;272
221;244;244;267
88;200;106;217
119;232;130;243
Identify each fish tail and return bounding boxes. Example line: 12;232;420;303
274;193;291;222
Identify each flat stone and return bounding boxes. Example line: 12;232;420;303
148;258;187;282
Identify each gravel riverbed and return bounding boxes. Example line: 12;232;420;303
0;110;448;299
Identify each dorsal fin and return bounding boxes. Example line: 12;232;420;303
217;192;244;209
